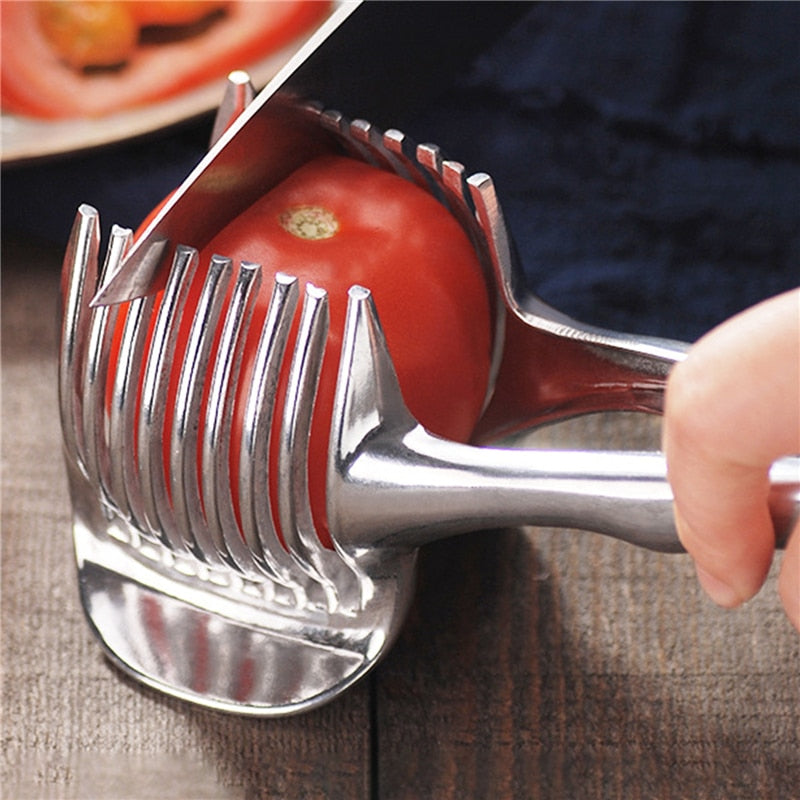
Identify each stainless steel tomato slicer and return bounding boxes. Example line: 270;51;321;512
59;3;800;716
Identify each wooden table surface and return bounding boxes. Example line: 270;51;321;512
2;236;798;799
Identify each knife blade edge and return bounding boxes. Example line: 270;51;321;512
91;0;361;307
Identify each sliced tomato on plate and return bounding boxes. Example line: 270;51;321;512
0;1;331;119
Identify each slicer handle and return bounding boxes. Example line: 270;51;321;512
329;286;798;557
332;429;799;555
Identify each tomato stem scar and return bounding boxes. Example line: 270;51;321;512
279;206;339;240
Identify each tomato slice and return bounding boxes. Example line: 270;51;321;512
130;2;229;27
36;1;141;70
0;1;331;118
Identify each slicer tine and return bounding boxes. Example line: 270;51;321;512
60;205;100;470
170;255;233;565
137;245;199;552
81;226;131;493
440;159;475;224
209;70;255;148
277;285;361;610
107;291;156;528
202;260;263;574
238;274;306;582
277;287;337;592
466;172;518;302
414;142;455;213
327;285;417;561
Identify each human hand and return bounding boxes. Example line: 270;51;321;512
663;288;800;632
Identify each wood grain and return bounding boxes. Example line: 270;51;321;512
2;239;798;800
373;419;800;800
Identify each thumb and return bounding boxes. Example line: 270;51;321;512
663;289;800;609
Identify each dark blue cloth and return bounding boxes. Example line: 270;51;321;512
3;2;798;341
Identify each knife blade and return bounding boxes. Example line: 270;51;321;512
92;1;531;306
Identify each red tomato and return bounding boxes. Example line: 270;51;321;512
0;0;330;118
124;155;494;549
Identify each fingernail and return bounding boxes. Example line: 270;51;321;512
695;565;743;608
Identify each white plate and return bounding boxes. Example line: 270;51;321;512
0;11;334;165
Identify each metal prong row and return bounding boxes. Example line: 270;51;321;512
61;215;359;611
233;274;344;608
312;104;507;312
312;107;506;414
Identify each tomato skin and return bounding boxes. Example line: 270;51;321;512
142;156;494;549
1;1;331;118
